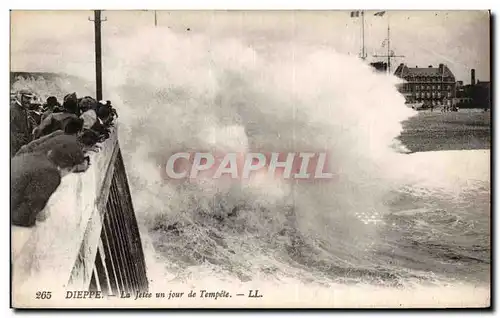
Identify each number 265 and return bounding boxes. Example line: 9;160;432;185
35;291;52;299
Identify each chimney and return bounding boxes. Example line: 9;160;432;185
428;65;433;68
471;69;476;85
439;63;444;73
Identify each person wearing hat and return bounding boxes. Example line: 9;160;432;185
78;96;99;130
11;137;89;227
15;117;84;156
32;111;81;139
10;89;34;157
89;103;113;140
33;93;82;140
62;92;80;116
78;100;115;143
41;96;63;121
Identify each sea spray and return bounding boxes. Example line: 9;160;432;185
12;25;425;285
97;26;419;284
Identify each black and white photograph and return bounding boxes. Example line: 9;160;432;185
10;9;491;308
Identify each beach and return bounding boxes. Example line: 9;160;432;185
398;109;491;152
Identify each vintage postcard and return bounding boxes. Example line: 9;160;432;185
10;10;490;308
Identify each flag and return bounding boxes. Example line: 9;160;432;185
374;11;386;16
350;11;360;18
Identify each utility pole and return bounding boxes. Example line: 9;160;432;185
89;10;106;101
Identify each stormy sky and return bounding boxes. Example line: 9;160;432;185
11;10;490;84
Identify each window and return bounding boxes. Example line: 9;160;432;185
416;85;419;91
416;92;420;98
437;85;441;90
437;92;441;98
447;92;452;98
432;85;435;90
427;85;431;90
447;85;451;90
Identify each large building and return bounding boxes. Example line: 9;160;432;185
393;63;457;107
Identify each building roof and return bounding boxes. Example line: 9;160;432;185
394;63;455;81
476;80;490;87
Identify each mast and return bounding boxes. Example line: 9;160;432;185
373;12;404;74
350;10;366;60
387;22;390;73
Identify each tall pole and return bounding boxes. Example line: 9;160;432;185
94;10;103;101
154;10;157;27
387;22;391;74
373;13;404;75
361;11;366;60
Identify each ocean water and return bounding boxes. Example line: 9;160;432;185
12;26;490;307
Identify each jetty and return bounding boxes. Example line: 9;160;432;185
11;10;149;307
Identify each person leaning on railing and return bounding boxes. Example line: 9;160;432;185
40;96;63;121
11;139;90;227
78;97;117;146
15;117;84;156
32;92;82;140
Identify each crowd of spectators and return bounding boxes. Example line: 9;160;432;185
11;90;118;227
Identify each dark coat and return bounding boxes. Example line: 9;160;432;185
90;118;109;136
11;153;62;227
41;106;63;122
15;133;90;173
10;101;32;157
15;130;65;156
33;112;79;139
